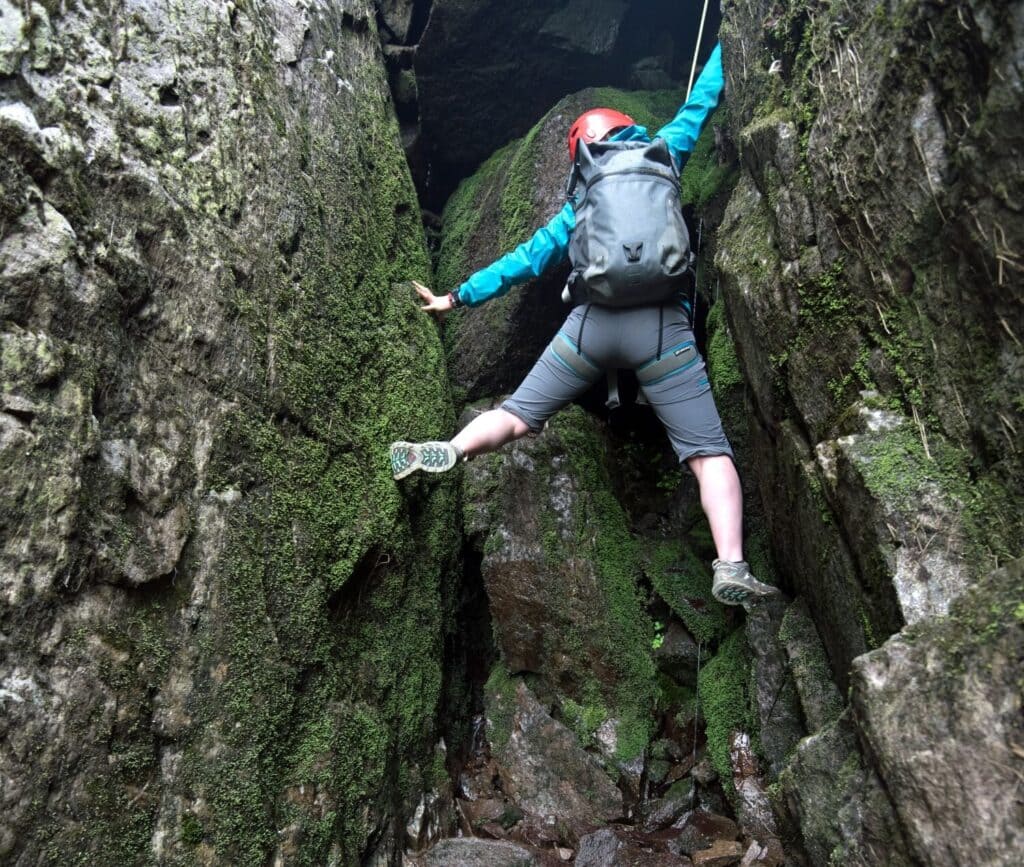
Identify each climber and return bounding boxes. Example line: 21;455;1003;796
390;43;777;607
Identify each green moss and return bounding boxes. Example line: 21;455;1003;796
680;107;738;209
484;663;518;751
179;52;459;867
697;628;754;800
180;814;204;847
902;559;1024;673
657;674;696;716
851;421;1015;566
778;604;844;727
500;122;546;248
563;684;611;748
706;302;743;396
705;299;748;449
547;409;659;760
646;539;729;645
859;606;881;651
587;87;682;136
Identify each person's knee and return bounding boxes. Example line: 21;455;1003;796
686;452;736;479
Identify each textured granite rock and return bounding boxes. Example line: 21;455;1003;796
485;677;623;824
851;559;1024;866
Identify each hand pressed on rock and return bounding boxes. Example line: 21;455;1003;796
412;280;452;316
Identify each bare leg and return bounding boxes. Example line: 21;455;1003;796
451;408;532;458
687;454;744;562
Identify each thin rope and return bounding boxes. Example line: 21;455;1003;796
691;638;703;806
686;0;712;100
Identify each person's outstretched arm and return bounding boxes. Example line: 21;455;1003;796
657;42;725;165
414;202;576;313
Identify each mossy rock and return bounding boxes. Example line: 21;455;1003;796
464;405;658;762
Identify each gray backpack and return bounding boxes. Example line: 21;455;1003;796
564;137;693;307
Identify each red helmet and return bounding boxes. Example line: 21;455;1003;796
568;108;636;160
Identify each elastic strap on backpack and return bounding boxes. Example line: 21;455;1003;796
606;370;621;410
577;303;591;353
565;155;582;204
657;305;664;360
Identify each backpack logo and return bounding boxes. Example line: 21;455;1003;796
623;242;643;263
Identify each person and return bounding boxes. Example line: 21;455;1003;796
390;43;776;607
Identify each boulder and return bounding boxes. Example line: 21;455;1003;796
465;404;658;762
777;599;843;733
728;733;783;856
413;837;540;866
643;778;696;832
691;839;744;867
669;810;740;858
485;676;622;824
777;712;914;866
576;826;694;866
653;621;702;685
743;596;805;778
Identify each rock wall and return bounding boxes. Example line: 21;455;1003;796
717;0;1022;676
1;1;458;863
712;0;1024;863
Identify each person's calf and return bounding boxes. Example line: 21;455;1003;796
451;407;531;458
687;453;744;563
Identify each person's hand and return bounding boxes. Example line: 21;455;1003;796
412;280;453;316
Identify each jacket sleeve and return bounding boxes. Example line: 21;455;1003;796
656;42;724;165
455;202;576;307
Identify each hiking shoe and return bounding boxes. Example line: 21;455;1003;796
390;441;460;480
711;559;779;606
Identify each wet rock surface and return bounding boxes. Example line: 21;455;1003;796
410;837;542;866
487;679;623;824
463;403;660;758
718;0;1022;669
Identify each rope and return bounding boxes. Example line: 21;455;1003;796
691;638;703;806
686;0;712;100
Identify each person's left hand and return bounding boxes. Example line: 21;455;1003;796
412;280;452;316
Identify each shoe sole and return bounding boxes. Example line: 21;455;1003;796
390;442;419;480
712;578;779;606
390;441;457;480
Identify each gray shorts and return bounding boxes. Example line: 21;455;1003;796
502;303;734;463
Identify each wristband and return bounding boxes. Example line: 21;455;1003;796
448;289;464;309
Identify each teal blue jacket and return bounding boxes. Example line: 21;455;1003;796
454;43;725;307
